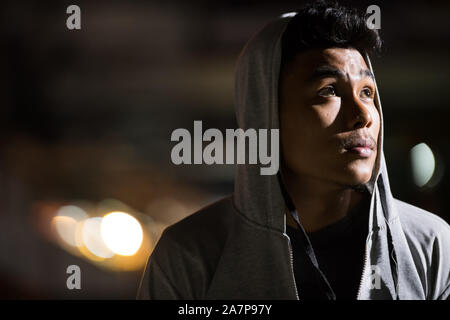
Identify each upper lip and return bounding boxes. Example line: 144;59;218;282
341;136;376;151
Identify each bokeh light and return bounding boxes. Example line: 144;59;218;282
52;205;88;247
101;211;143;256
410;142;435;187
81;217;115;259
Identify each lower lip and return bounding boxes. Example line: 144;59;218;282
346;147;373;157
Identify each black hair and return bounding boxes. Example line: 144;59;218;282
281;0;382;66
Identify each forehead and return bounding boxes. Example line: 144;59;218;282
285;47;369;79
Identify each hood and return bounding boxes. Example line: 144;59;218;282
232;13;397;235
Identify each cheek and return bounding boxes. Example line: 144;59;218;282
280;100;341;152
311;101;341;128
280;107;334;172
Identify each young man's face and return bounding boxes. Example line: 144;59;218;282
279;47;380;187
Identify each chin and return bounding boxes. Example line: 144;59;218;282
339;163;374;186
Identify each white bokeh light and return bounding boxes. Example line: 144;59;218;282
410;143;435;187
53;205;88;247
81;217;115;258
101;211;143;256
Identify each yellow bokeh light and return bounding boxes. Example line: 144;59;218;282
101;211;143;256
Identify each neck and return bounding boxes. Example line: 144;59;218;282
283;167;365;233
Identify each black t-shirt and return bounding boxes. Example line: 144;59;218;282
286;193;370;300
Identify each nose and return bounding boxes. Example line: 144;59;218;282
346;95;373;130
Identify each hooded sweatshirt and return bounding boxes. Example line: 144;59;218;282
137;13;450;300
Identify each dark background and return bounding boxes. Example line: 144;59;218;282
0;0;449;298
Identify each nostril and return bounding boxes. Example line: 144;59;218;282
353;115;365;129
353;111;372;129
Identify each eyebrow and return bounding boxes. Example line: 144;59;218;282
308;65;375;82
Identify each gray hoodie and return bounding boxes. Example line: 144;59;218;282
137;13;450;300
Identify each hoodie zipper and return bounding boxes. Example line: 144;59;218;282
284;232;300;300
356;233;371;299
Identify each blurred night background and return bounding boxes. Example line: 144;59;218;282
0;0;449;299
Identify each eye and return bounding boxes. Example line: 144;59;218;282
317;85;336;97
360;87;373;98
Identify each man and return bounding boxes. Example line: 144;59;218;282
138;1;450;299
